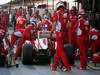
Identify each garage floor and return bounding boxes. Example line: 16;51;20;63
0;61;100;75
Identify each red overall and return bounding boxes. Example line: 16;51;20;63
11;16;26;47
69;15;78;47
11;29;25;47
90;28;100;54
0;14;9;32
76;19;89;69
0;30;9;56
0;13;9;56
15;25;35;59
51;8;71;70
93;55;100;63
63;12;69;43
16;10;23;19
15;16;26;30
91;29;100;63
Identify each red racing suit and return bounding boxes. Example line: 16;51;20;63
38;19;52;31
63;11;69;44
0;13;9;56
16;10;23;19
90;28;100;54
15;16;26;30
15;25;35;59
69;15;78;47
11;29;25;47
11;16;26;47
0;30;9;56
51;8;71;70
76;19;90;69
0;14;9;32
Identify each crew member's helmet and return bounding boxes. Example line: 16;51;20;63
43;15;49;19
26;25;34;30
56;1;65;10
30;18;37;25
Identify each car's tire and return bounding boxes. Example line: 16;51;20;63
0;54;6;67
64;44;75;66
22;43;33;65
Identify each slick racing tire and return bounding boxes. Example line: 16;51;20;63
22;43;33;65
0;54;6;67
64;44;75;66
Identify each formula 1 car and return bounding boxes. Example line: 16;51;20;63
21;31;56;65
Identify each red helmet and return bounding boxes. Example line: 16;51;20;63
26;25;34;30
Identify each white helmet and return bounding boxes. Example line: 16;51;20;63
56;1;65;10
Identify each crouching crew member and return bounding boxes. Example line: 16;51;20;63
11;16;26;47
15;24;36;60
90;28;100;54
